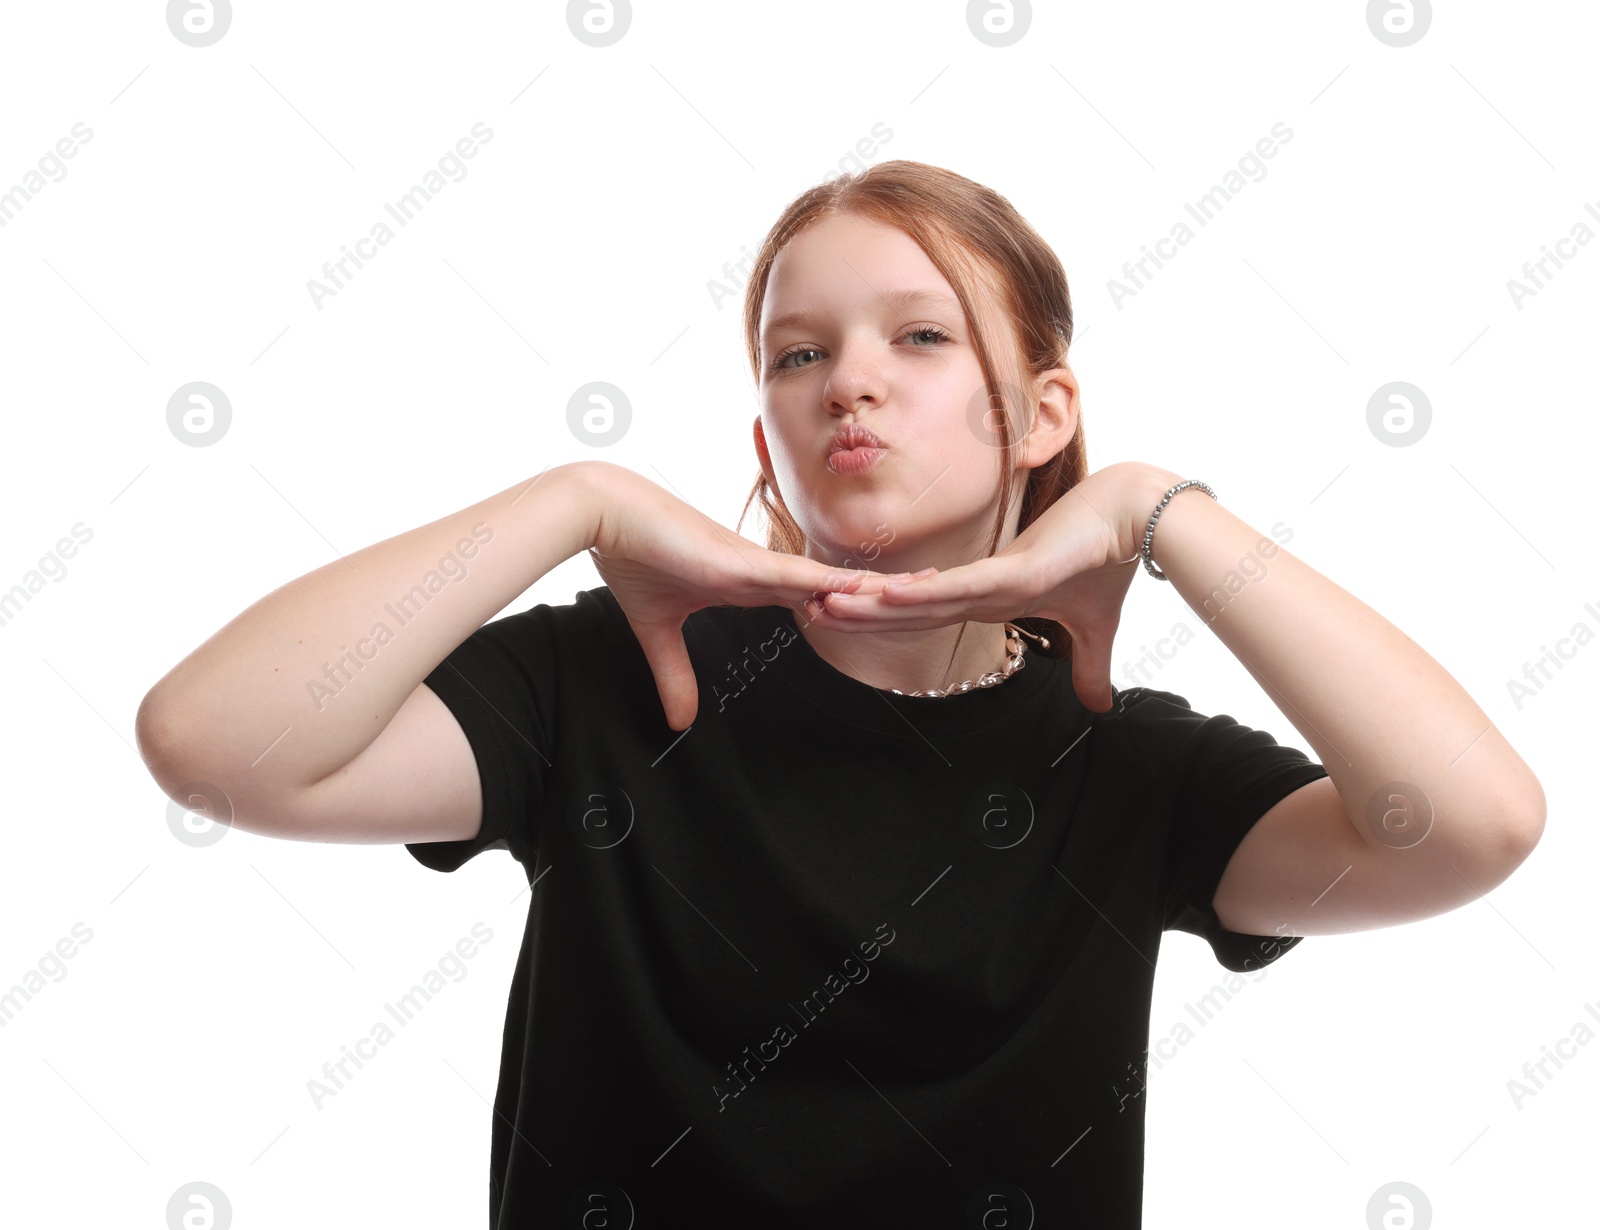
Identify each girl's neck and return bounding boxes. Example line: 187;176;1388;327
791;613;1013;695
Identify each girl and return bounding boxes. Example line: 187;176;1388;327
137;160;1542;1227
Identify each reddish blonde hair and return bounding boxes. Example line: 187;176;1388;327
736;159;1086;663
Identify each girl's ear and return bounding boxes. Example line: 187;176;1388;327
752;416;784;502
1021;366;1079;467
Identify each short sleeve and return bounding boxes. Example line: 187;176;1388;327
405;602;566;873
1111;685;1330;973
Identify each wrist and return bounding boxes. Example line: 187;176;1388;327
1112;463;1184;561
547;459;608;555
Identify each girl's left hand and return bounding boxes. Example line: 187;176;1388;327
805;463;1169;714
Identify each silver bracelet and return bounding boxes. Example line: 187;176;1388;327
1140;479;1217;581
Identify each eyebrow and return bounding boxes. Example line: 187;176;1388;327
760;288;964;343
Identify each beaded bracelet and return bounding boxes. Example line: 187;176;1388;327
1140;479;1217;581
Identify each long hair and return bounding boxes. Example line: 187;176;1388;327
736;159;1086;666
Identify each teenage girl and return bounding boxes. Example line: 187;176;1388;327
137;160;1543;1228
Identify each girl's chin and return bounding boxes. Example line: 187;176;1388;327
803;526;925;572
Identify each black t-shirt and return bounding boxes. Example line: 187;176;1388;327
406;584;1328;1228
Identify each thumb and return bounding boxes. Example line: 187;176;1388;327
633;622;701;732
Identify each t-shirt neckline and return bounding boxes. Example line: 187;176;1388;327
738;603;1063;739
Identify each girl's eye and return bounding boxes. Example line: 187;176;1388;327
771;325;951;371
774;346;823;370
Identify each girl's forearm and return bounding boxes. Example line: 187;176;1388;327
135;462;600;813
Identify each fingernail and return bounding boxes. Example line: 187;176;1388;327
884;572;913;583
912;567;938;577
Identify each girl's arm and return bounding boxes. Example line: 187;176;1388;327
134;462;601;844
1127;463;1546;937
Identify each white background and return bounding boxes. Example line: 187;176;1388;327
1;2;1593;1226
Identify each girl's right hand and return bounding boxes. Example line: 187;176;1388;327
581;462;865;731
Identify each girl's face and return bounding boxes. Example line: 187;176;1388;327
753;212;1066;574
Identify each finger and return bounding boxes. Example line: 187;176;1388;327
817;585;990;620
811;565;869;592
775;557;870;603
874;558;1012;606
804;590;1016;632
878;573;953;603
1068;631;1116;714
820;560;1017;621
633;623;700;731
837;568;936;597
